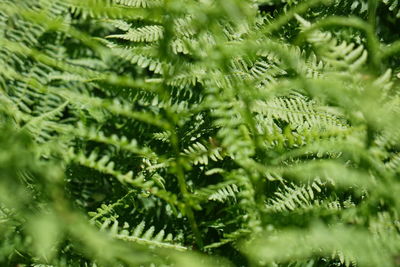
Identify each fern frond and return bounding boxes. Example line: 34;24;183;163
71;122;158;160
113;0;163;8
208;184;239;203
182;140;224;166
107;25;163;42
296;15;369;72
383;0;400;17
252;94;345;130
102;220;187;251
264;179;336;213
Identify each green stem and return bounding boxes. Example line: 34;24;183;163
381;41;400;59
157;3;204;249
368;0;379;33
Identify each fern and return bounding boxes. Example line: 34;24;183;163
1;0;400;266
100;219;187;251
383;0;400;17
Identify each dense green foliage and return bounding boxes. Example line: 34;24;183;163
1;0;400;266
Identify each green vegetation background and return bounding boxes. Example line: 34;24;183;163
1;0;400;266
